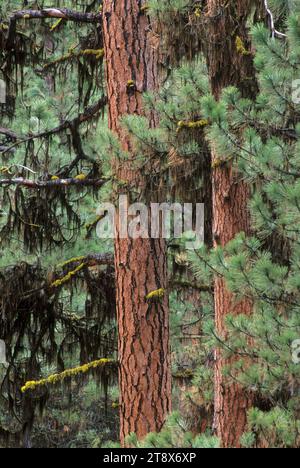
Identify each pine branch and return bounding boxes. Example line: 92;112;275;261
5;8;102;49
1;96;107;156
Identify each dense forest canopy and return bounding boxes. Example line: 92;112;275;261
0;0;299;450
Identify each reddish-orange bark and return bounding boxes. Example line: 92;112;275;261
205;0;260;448
102;1;171;446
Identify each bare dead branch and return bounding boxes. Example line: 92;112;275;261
0;177;108;189
0;127;18;141
5;8;102;49
263;0;287;39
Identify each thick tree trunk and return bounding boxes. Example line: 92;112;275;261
102;1;171;446
205;0;260;448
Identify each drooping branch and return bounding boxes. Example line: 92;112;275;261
1;96;107;156
11;253;114;300
40;48;104;71
5;8;103;49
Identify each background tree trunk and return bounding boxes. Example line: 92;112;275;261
205;0;260;448
102;0;171;446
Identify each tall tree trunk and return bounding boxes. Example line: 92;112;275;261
205;0;260;448
102;1;171;446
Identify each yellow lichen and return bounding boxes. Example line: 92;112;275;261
0;166;12;175
146;288;166;301
43;49;104;71
173;369;194;379
235;36;251;56
194;7;201;18
50;18;63;32
21;358;114;393
211;156;233;169
57;256;85;269
177;119;209;132
51;263;86;288
85;216;103;230
75;173;87;181
81;49;104;60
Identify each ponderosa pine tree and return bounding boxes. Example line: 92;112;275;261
204;0;261;447
191;0;300;448
102;0;171;445
132;0;300;449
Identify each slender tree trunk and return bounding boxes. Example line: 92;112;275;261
102;1;171;446
205;0;260;448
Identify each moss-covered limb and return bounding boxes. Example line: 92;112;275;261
51;253;114;288
51;262;87;288
5;8;102;49
57;253;114;270
0;177;107;189
41;48;105;71
57;256;86;269
8;8;102;23
21;358;116;393
170;279;213;293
